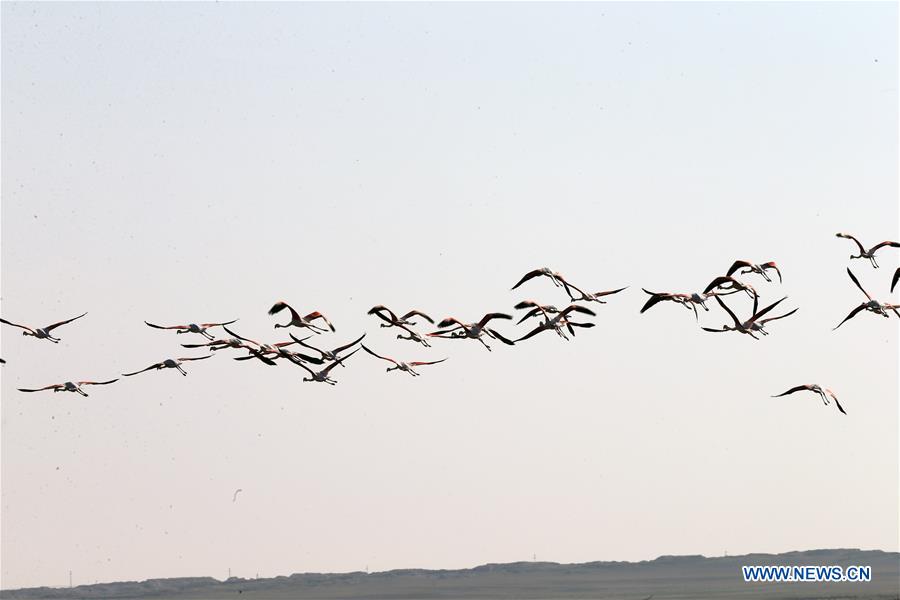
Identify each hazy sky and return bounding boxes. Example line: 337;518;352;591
1;1;897;591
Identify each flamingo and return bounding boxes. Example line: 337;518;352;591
640;290;714;320
772;385;846;415
702;296;796;339
144;319;237;340
360;344;447;376
726;260;782;283
367;306;434;328
122;355;213;377
511;268;574;293
564;283;628;304
515;305;597;342
429;313;516;351
833;268;900;329
1;312;87;343
891;267;899;293
513;300;562;325
835;233;900;268
17;379;118;397
291;348;360;385
703;275;757;299
290;332;365;367
268;301;334;333
395;323;432;347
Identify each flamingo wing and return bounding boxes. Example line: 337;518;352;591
145;321;188;330
511;269;548;290
749;296;788;323
868;240;900;253
360;343;398;365
122;363;163;376
833;304;867;330
223;325;259;346
179;355;214;362
0;318;34;333
18;384;64;392
836;233;866;254
332;333;366;355
321;348;360;374
401;310;434;324
760;262;782;283
758;307;799;325
772;385;813;397
409;358;448;367
78;379;119;386
478;313;513;328
726;260;753;277
714;295;742;328
201;319;238;328
826;389;847;415
304;311;335;332
44;312;88;332
891;267;900;293
846;268;873;301
268;301;301;321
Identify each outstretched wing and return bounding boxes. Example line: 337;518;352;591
44;312;88;332
436;317;465;329
332;333;366;355
488;328;516;346
560;304;596;317
178;355;214;362
836;232;866;254
223;325;259;346
511;269;548;290
758;307;799;325
592;286;628;298
868;240;900;253
516;307;545;325
639;294;667;314
771;385;812;398
846;268;872;301
201;319;238;328
78;379;119;386
726;260;752;277
400;310;434;324
410;358;448;367
833;304;867;330
892;267;900;293
749;296;788;323
145;321;188;330
478;313;513;328
18;384;63;392
360;344;397;365
122;363;163;377
704;276;734;294
0;318;34;333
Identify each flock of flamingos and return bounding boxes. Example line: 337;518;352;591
2;233;899;417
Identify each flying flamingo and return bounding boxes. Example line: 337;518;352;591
726;260;782;283
515;305;597;342
218;326;320;365
702;295;797;339
1;312;87;343
564;283;628;304
835;233;900;268
640;290;715;320
268;301;335;333
290;332;366;367
290;348;360;385
429;313;516;351
360;344;447;376
513;300;562;325
367;306;434;328
833;268;900;329
772;385;846;415
17;379;118;397
144;319;237;340
122;355;213;377
394;323;432;347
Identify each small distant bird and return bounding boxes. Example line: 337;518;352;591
429;313;516;351
367;306;434;328
291;348;360;385
144;319;237;340
703;275;757;299
18;379;118;397
891;267;899;293
726;260;782;283
290;332;365;367
1;312;87;343
772;384;846;415
640;290;714;320
360;344;447;376
835;233;900;268
232;489;243;503
515;305;597;342
564;283;628;304
702;295;797;339
834;268;900;329
268;301;335;333
511;268;573;293
122;355;213;377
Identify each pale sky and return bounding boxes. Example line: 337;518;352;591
1;1;898;591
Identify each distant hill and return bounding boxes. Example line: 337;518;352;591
3;549;898;599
